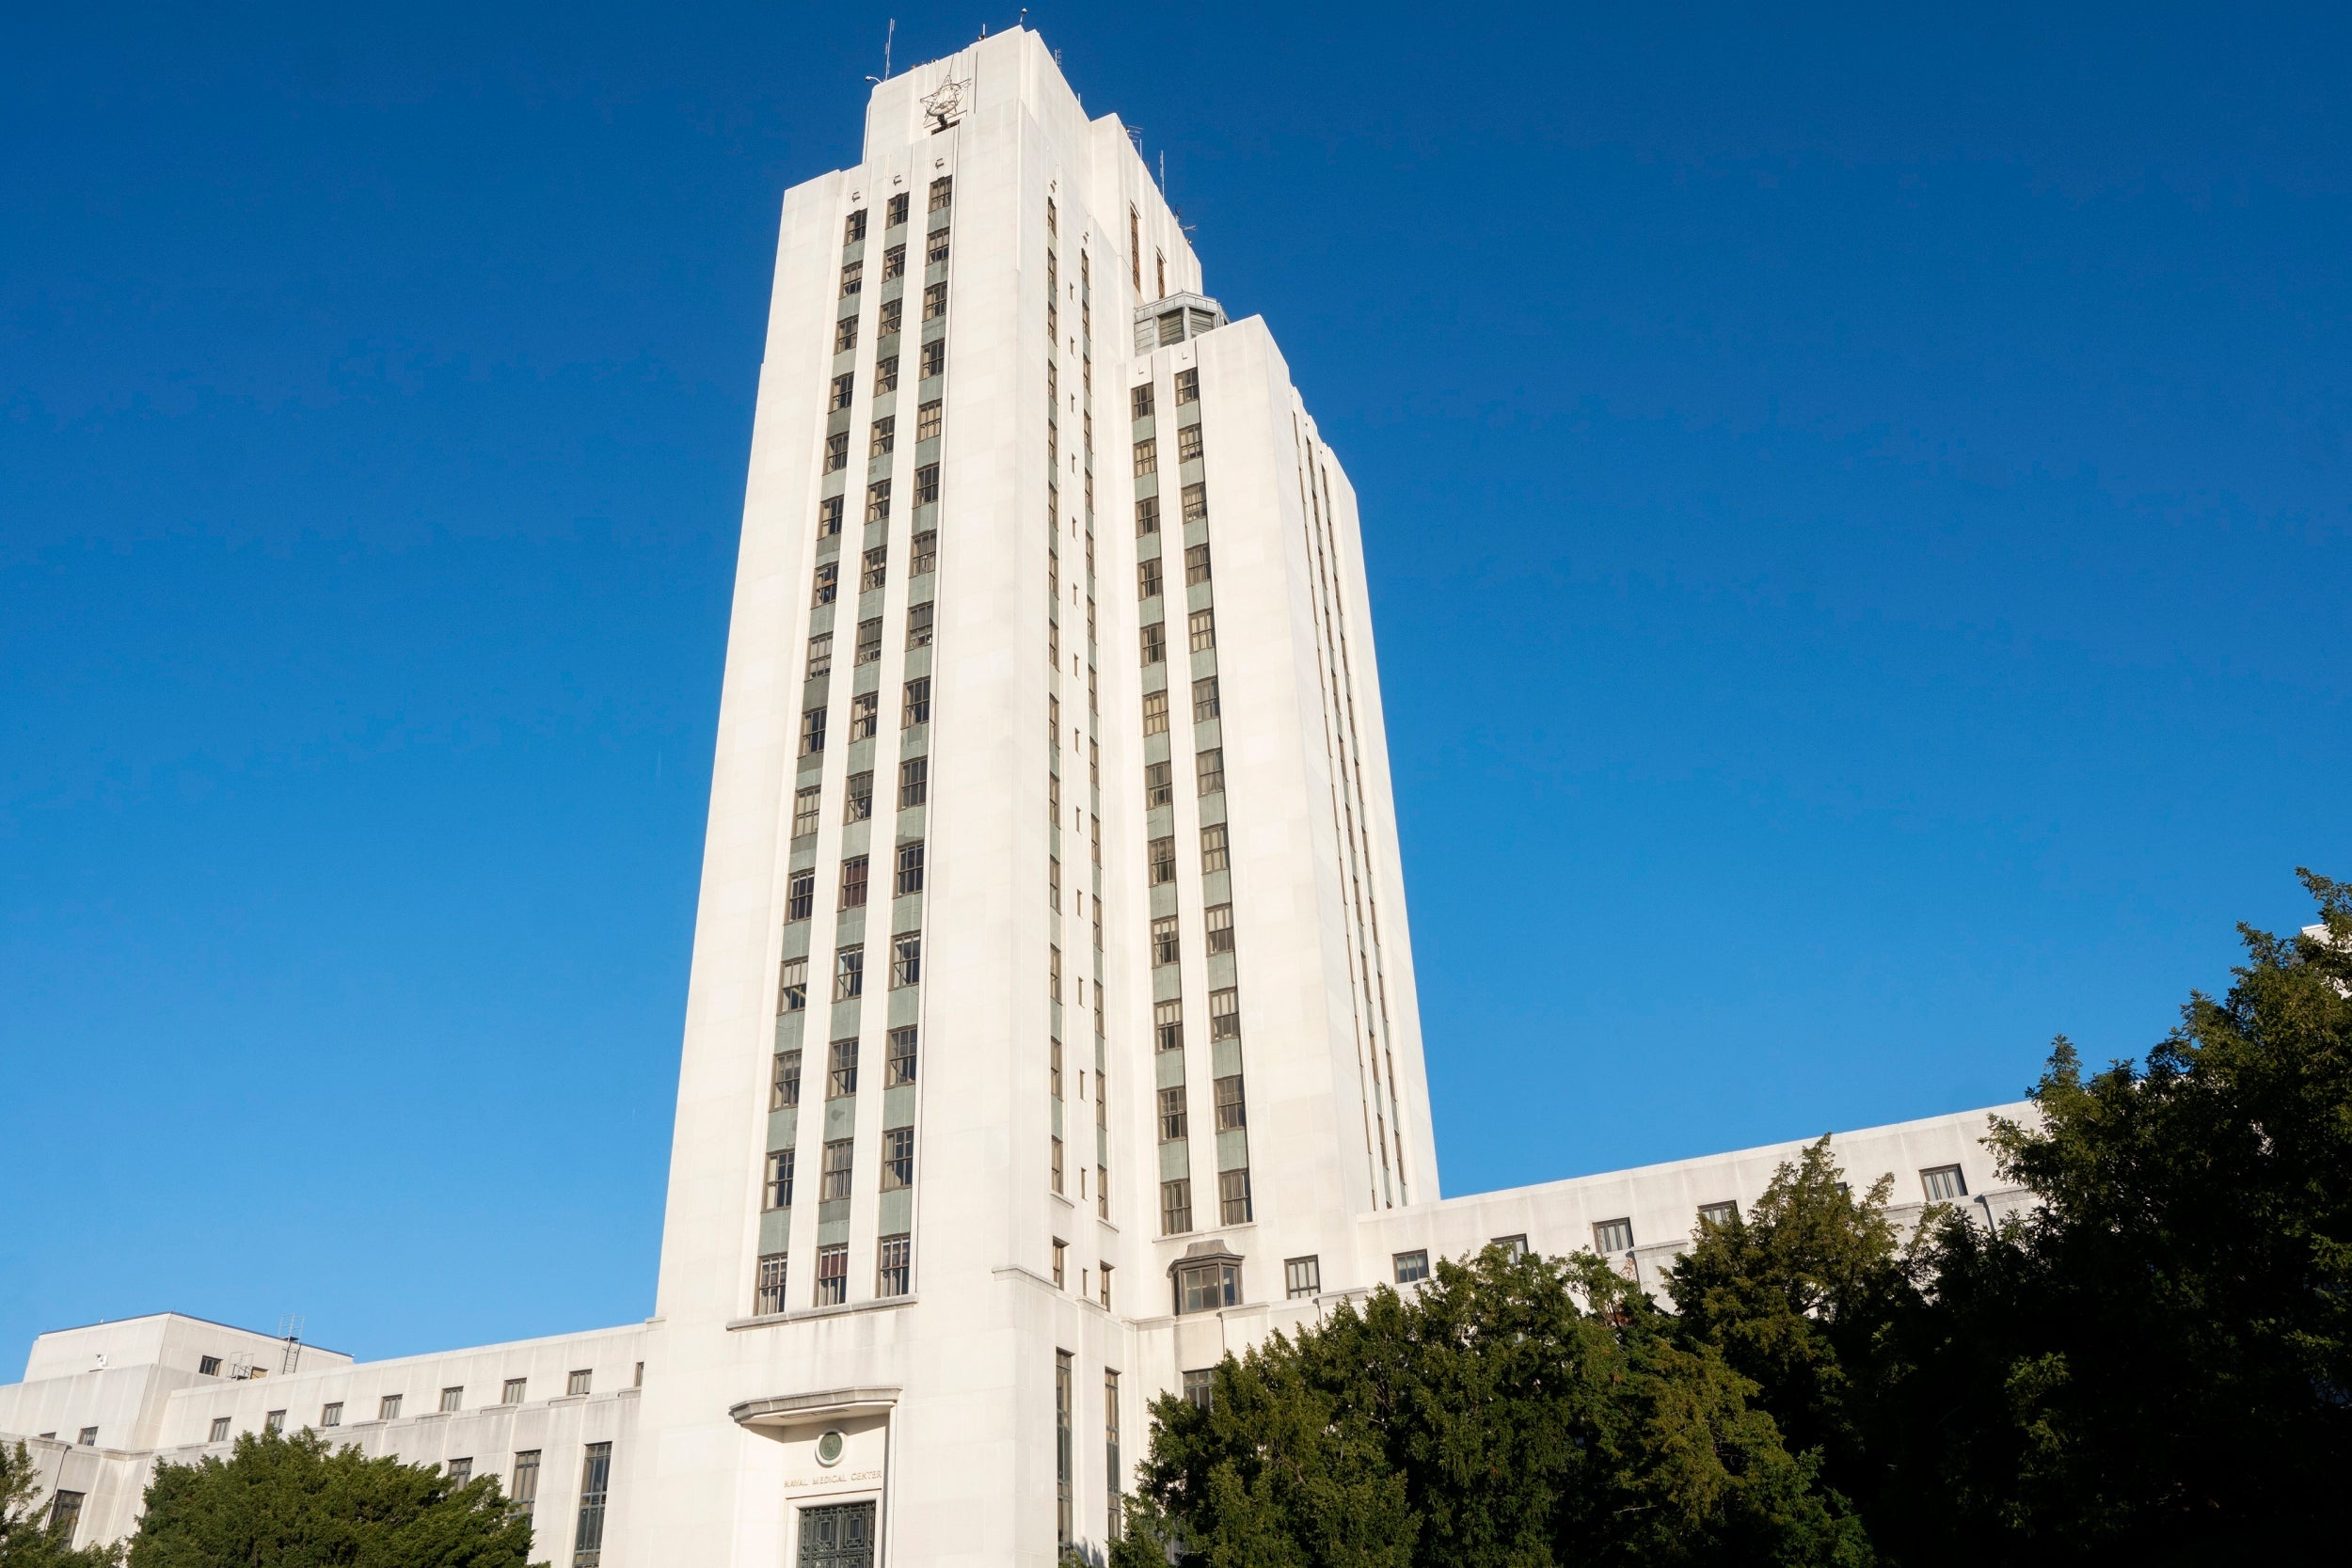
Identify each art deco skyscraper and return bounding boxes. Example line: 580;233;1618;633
627;26;1432;1565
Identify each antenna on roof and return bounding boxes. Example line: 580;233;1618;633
866;18;896;84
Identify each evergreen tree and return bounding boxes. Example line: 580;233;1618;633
1110;1244;1871;1568
127;1429;532;1568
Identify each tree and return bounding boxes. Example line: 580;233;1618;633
127;1429;532;1568
1109;1244;1871;1568
0;1442;122;1568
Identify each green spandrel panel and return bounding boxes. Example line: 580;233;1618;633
1155;1050;1187;1090
1207;952;1237;990
1149;881;1178;920
1051;1096;1064;1137
824;1095;858;1140
882;1084;916;1129
1157;1138;1191;1182
757;1208;791;1256
887;984;921;1027
1211;1037;1245;1078
829;998;862;1038
1201;870;1232;906
818;1212;850;1246
774;1012;806;1053
878;1187;913;1235
1216;1129;1250;1172
768;1106;800;1151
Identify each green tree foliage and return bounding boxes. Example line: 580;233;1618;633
0;1442;122;1568
1109;1244;1871;1568
126;1430;532;1568
1121;872;2351;1565
1662;870;2352;1565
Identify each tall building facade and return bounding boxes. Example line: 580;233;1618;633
0;32;2032;1566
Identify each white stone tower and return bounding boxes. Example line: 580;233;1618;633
624;26;1432;1566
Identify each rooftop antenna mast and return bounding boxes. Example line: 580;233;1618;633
866;18;896;84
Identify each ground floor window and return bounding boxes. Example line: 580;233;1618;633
799;1499;876;1567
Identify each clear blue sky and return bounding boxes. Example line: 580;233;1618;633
4;1;2344;1363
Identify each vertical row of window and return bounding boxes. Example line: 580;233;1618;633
1133;367;1252;1241
1292;413;1407;1205
757;178;951;1320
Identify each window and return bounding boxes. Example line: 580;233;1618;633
754;1254;787;1316
877;1233;912;1296
854;616;882;664
1137;557;1162;599
818;495;844;535
895;840;925;895
885;1025;917;1085
875;354;898;392
914;463;939;505
1494;1234;1530;1260
439;1386;463;1413
812;560;839;603
1140;689;1168;736
46;1491;83;1539
1049;1036;1063;1099
834;945;864;1000
1197;747;1225;796
865;483;891;525
1055;1348;1073;1546
1184;542;1212;584
1921;1164;1968;1202
828;1037;858;1098
1174;1259;1240;1314
1175;367;1199;404
902;676;931;727
800;705;828;756
1284;1256;1322;1299
1150;914;1181;966
915;398;942;442
446;1457;473;1487
768;1052;803;1116
886;193;909;227
1214;1073;1246;1132
1154;998;1184;1053
510;1449;541;1517
911;529;937;575
849;691;878;740
1101;1266;1115;1311
924;230;950;268
830;373;853;411
1157;1085;1187;1142
567;1369;593;1397
1393;1250;1430;1284
835;315;859;354
844;209;866;244
921;280;947;321
805;632;833;680
820;1139;854;1202
929;175;952;210
1133;437;1157;476
1219;1167;1253;1225
840;260;863;297
379;1395;403;1421
787;869;816;922
195;1354;222;1376
1181;482;1207;523
1139;622;1165;665
868;415;894;458
1135;496;1160;538
1051;1135;1066;1193
209;1417;231;1442
502;1378;528;1406
844;770;873;823
1146;835;1176;885
766;1149;794;1210
1131;384;1155;420
882;239;906;279
573;1442;612;1567
1593;1217;1635;1254
878;297;900;336
1204;904;1234;956
321;1401;343;1427
1697;1200;1740;1229
921;340;945;377
838;855;869;910
1052;1239;1067;1289
1161;1178;1193;1235
1177;423;1203;463
881;1126;914;1190
264;1409;286;1433
1192;676;1220;721
1048;944;1063;1003
1098;1165;1111;1220
1143;761;1173;808
898;756;929;808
